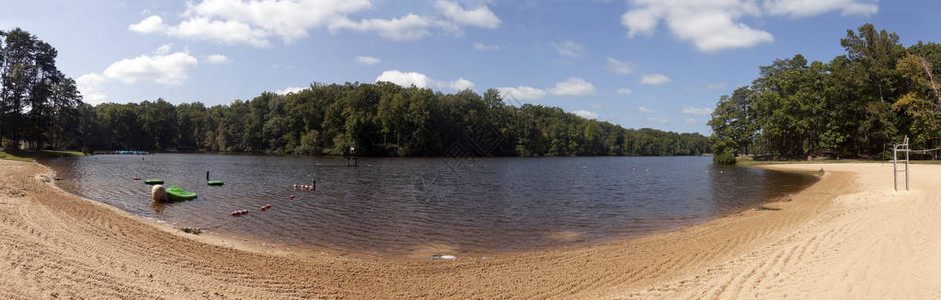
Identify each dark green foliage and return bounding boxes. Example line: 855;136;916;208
0;28;82;150
709;24;941;159
713;152;736;165
74;85;710;157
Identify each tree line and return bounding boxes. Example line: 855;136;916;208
70;84;709;157
1;27;709;157
710;24;941;160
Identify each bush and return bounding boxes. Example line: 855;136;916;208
713;152;737;165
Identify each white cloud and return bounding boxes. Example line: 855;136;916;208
621;0;773;52
130;0;501;46
684;118;698;125
376;70;430;88
549;78;597;96
435;0;501;28
473;42;500;51
375;70;473;91
763;0;878;18
621;0;877;52
497;86;547;101
454;80;476;91
441;78;475;90
175;17;276;47
103;52;198;85
206;54;230;64
154;44;172;55
616;88;633;95
276;86;305;95
606;57;634;74
682;107;714;116
330;14;433;41
554;40;585;58
75;46;200;103
640;73;670;85
180;0;370;45
76;73;108;104
355;56;381;65
130;14;271;47
637;106;654;113
590;104;604;110
128;15;168;33
573;110;599;119
646;117;669;124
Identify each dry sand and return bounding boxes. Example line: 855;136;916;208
0;159;938;299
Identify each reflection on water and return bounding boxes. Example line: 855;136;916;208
42;154;817;256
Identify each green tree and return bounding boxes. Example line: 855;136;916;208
894;54;941;144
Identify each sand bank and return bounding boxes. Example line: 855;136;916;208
0;160;935;298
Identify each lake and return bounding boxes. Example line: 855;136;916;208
42;154;818;257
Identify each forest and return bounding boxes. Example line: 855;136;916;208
710;24;941;160
1;28;709;157
67;85;710;157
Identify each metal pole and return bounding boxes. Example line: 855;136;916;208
894;146;898;191
906;147;910;191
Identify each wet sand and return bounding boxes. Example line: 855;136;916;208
0;160;935;298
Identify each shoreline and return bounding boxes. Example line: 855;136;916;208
1;159;934;298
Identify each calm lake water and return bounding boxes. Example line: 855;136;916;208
42;154;817;256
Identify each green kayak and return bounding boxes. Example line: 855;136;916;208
165;186;197;201
207;180;224;186
144;179;164;184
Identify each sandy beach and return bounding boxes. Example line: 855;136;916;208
1;159;938;298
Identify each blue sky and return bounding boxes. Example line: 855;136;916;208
2;0;936;134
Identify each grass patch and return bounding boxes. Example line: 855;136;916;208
713;152;737;165
0;149;86;162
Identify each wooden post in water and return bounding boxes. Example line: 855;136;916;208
206;171;210;181
311;180;316;191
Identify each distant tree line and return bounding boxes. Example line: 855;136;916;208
72;84;709;157
710;24;941;160
1;28;708;157
0;28;81;150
